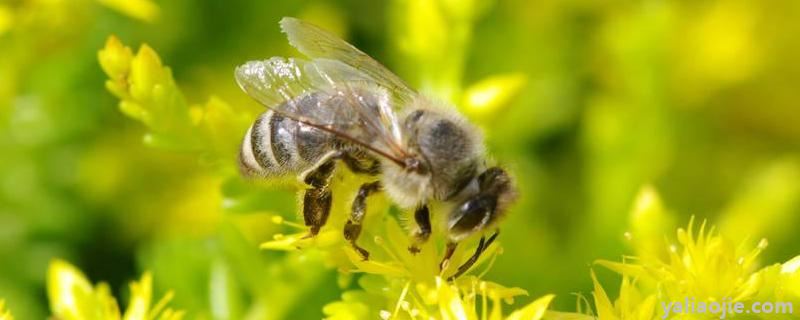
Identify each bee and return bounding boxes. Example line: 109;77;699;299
235;17;517;279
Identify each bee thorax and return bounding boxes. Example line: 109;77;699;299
380;159;433;208
402;106;484;201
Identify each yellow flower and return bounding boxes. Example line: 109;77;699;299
506;294;555;320
591;219;800;318
599;187;778;304
779;256;800;302
128;44;172;104
98;35;194;145
600;217;770;302
98;36;135;99
98;36;134;81
98;36;250;157
572;186;800;318
47;259;184;320
99;36;188;131
627;185;675;262
590;271;656;320
0;299;12;320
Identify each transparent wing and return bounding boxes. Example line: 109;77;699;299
279;17;416;104
233;57;314;108
235;58;410;166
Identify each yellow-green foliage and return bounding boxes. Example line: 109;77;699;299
3;0;800;319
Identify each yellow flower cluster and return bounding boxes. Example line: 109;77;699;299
98;36;196;148
259;171;552;319
323;275;553;320
98;36;250;161
584;187;800;319
47;259;183;320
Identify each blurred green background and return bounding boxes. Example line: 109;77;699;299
2;0;800;318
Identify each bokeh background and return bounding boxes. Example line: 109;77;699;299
2;0;800;318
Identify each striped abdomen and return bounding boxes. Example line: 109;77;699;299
239;110;336;177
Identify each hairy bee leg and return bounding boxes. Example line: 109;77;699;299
408;205;431;254
344;181;382;260
302;188;332;236
448;231;500;281
300;157;337;237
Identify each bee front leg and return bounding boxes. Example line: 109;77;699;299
301;157;337;237
344;181;382;260
439;242;458;272
447;231;500;281
408;205;431;254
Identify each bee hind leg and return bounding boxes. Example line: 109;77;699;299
408;205;431;254
344;181;382;260
446;231;500;281
301;156;337;238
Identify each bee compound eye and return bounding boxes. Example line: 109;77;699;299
449;195;496;235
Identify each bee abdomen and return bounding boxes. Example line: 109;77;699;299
239;110;334;177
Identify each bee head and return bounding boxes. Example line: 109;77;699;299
447;167;517;242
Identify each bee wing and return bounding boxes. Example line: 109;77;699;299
233;57;315;108
235;58;411;166
279;17;416;104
